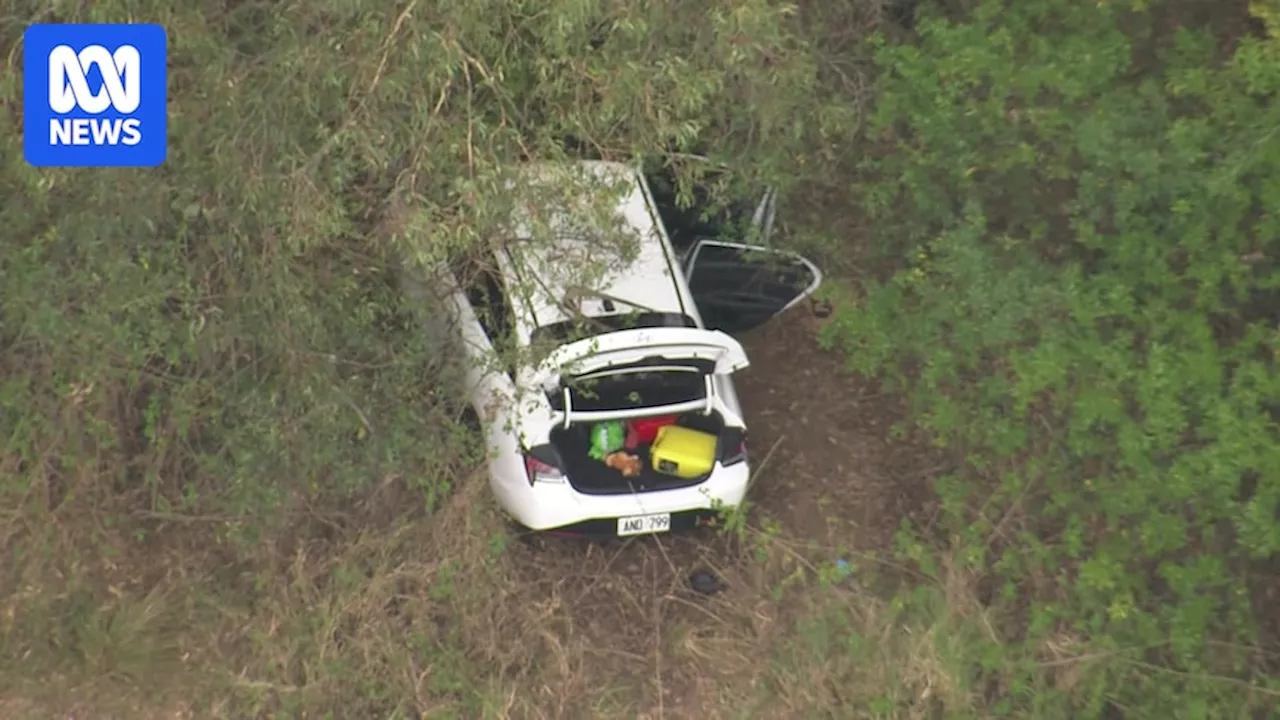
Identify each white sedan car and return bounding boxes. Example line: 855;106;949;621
420;160;821;537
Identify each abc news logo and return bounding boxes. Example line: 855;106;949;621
47;44;144;146
23;24;166;167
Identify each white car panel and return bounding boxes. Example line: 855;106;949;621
495;455;752;531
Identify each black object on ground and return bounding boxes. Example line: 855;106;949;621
689;568;723;595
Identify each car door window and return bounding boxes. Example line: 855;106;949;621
457;251;515;376
684;240;822;335
467;270;511;342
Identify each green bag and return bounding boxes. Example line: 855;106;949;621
588;421;625;461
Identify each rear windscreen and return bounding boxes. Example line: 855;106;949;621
549;366;707;412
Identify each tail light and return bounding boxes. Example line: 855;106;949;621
719;428;747;467
524;445;565;485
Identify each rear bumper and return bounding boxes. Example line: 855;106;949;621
518;508;721;538
491;458;751;533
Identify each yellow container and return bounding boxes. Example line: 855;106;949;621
650;425;717;479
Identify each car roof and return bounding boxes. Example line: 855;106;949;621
495;161;690;343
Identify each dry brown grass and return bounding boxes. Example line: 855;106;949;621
2;462;989;719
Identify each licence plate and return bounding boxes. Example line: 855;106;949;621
617;513;672;537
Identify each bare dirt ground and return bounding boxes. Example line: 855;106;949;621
737;306;934;552
498;304;939;717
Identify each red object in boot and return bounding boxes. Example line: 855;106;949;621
627;415;679;448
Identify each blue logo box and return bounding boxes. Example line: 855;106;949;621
23;23;168;167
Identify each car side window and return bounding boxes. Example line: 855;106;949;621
467;266;512;344
455;250;516;376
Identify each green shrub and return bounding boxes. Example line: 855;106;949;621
822;0;1280;715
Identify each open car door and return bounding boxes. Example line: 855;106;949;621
683;240;822;335
749;187;777;247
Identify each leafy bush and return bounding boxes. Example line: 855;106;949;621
822;0;1280;714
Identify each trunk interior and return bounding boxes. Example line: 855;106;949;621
550;410;726;495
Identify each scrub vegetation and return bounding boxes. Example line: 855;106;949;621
2;0;1277;717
